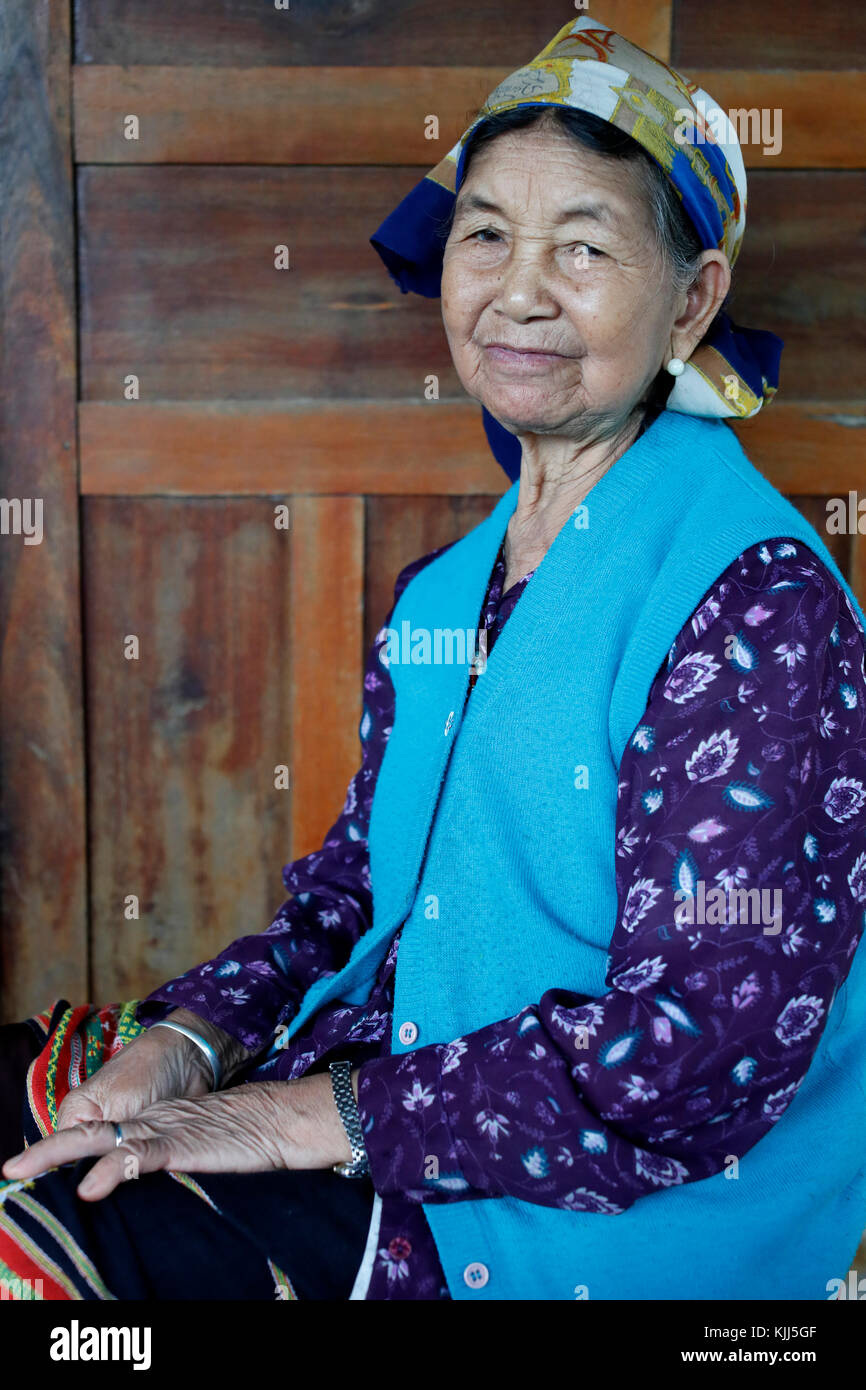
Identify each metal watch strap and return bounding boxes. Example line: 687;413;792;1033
329;1060;370;1178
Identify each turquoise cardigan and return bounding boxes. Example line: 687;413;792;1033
284;410;866;1299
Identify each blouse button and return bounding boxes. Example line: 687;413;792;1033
463;1261;490;1290
398;1020;419;1046
443;710;455;735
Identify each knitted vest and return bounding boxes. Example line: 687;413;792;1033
284;410;866;1300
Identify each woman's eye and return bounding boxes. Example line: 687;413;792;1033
570;243;603;261
471;228;503;244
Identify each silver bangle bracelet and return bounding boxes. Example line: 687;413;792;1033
149;1019;222;1091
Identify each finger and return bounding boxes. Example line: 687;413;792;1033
1;1119;117;1179
56;1093;105;1131
76;1134;172;1202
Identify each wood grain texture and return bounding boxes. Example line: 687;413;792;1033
76;165;457;403
79;400;864;498
788;497;852;575
685;71;863;169
364;495;498;656
73;67;858;168
289;496;365;860
85;498;295;1002
79;401;507;495
72;65;506;165
674;0;865;69
730;403;866;495
0;0;87;1021
74;0;672;67
728;173;865;402
77;167;866;404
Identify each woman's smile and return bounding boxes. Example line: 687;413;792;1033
482;341;574;372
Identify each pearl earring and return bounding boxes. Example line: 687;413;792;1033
667;357;685;377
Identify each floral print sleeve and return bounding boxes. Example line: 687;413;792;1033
135;545;453;1053
357;539;866;1213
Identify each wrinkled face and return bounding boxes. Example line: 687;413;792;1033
441;120;682;440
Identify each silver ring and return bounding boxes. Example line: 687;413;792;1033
114;1123;124;1148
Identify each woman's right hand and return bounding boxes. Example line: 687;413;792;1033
53;1008;253;1133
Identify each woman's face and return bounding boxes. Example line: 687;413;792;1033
441;120;684;441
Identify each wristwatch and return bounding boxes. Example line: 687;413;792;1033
329;1060;371;1178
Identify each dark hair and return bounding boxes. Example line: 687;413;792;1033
439;104;706;295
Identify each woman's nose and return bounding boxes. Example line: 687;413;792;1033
493;247;558;319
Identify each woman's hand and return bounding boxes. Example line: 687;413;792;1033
51;1008;253;1133
1;1072;356;1200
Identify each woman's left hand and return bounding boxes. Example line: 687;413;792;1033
1;1072;355;1201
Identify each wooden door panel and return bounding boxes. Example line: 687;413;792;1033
84;498;295;1000
74;0;672;67
77;167;866;404
3;0;864;1032
77;165;458;402
674;0;864;67
0;0;86;1021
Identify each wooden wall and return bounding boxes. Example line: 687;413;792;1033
1;0;864;1019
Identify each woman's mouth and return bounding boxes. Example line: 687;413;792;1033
482;343;570;371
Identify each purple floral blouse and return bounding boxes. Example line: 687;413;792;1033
138;532;866;1300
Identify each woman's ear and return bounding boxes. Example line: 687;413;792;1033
671;250;731;364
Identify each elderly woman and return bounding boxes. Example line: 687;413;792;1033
2;16;866;1302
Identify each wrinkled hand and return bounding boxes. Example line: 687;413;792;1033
51;1008;252;1134
2;1072;355;1200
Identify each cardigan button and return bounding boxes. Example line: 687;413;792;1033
463;1261;490;1289
443;710;455;735
398;1020;419;1046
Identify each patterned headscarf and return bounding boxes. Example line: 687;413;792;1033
370;14;782;480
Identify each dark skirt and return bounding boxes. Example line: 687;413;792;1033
0;1001;374;1300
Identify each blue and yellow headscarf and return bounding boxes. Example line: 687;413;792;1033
370;13;783;480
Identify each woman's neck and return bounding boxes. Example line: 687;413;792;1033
502;406;646;591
